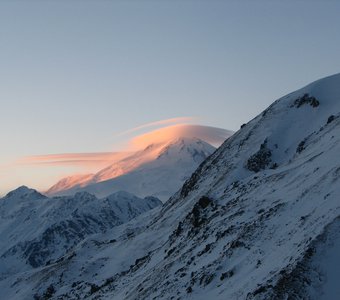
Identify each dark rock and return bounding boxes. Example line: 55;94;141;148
247;140;272;172
220;270;234;280
293;93;320;108
174;222;183;236
89;284;100;295
327;115;335;124
42;284;56;299
296;140;306;154
230;239;245;249
198;196;212;209
135;255;149;267
253;285;271;296
198;243;213;256
199;273;215;286
270;163;278;169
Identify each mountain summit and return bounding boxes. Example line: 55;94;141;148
47;137;226;201
5;185;46;200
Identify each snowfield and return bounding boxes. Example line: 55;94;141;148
1;73;340;299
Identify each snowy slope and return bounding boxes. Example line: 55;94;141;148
0;186;161;282
46;125;234;200
1;73;340;300
50;138;218;201
46;173;95;195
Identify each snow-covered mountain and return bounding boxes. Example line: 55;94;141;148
48;137;221;201
0;186;161;281
1;73;340;300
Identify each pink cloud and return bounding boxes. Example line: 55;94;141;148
115;117;196;138
129;124;233;150
17;152;130;169
16;122;233;170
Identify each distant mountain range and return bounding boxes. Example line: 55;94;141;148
0;186;161;280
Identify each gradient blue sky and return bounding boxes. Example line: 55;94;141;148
1;0;340;194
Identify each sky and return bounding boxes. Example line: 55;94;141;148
1;0;340;194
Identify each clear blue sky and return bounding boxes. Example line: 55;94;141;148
1;0;340;193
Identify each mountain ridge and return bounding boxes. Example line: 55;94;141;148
0;187;162;279
1;73;340;299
